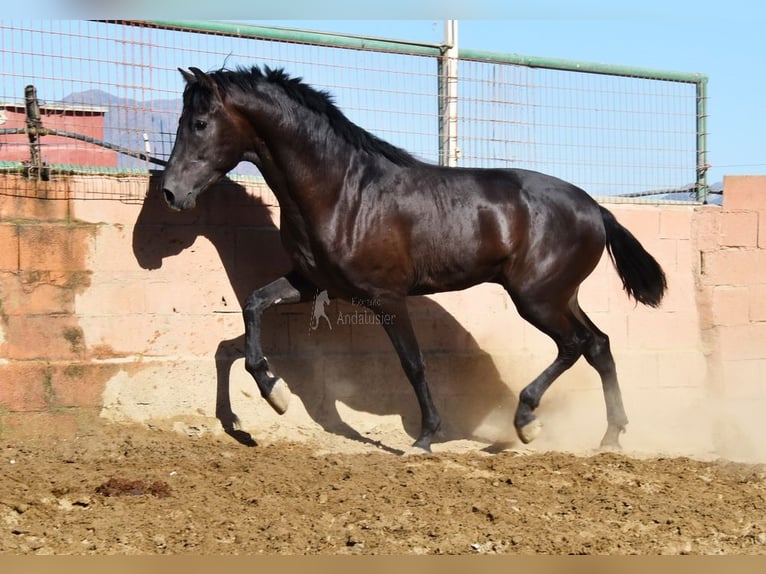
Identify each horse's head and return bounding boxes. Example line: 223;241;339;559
162;67;248;211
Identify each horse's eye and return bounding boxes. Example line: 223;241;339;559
193;120;207;131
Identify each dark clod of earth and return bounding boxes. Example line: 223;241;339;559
95;478;172;498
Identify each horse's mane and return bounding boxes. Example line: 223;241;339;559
190;65;419;168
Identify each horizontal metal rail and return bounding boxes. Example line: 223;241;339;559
459;48;706;84
0;127;167;166
132;20;445;57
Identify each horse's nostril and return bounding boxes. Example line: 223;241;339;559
163;188;175;206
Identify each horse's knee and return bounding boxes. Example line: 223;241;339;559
244;289;277;321
558;332;587;367
586;331;609;356
584;333;615;373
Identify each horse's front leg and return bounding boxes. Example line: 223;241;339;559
215;334;245;430
243;272;316;413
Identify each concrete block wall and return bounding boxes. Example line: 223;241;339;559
1;173;764;458
694;177;766;459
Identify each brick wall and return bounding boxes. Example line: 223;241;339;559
1;174;764;457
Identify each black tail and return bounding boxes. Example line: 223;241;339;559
600;206;667;307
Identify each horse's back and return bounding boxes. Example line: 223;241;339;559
367;164;606;296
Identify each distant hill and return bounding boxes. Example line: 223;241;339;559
656;181;723;205
60;89;261;175
60;89;180;169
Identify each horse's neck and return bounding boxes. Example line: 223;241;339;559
244;103;352;218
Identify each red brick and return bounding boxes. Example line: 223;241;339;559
0;224;19;271
0;362;50;410
1;275;75;316
49;362;119;408
18;224;95;272
4;315;86;360
720;210;759;247
722;175;766;211
0;185;70;222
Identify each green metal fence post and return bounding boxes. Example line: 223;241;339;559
696;77;710;203
438;20;459;167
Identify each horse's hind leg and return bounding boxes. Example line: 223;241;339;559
572;304;628;449
371;298;441;452
243;271;317;414
510;296;589;444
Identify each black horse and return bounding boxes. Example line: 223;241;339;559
160;65;667;452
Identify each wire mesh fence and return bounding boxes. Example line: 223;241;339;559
0;20;706;203
457;59;701;199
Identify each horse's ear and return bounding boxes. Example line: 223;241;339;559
189;67;209;84
179;68;196;84
179;67;215;89
189;67;215;88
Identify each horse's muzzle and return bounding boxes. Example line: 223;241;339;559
162;187;196;211
162;188;177;208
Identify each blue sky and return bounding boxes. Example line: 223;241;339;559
11;0;766;185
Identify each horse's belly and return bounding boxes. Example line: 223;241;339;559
409;251;503;295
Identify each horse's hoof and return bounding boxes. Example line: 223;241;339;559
599;441;622;452
403;446;431;456
517;419;543;444
404;440;432;456
264;378;291;415
599;425;626;451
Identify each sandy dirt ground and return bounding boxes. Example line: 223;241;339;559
1;418;765;556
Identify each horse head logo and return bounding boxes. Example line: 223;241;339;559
310;290;333;332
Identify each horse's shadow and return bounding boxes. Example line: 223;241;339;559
132;175;519;452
